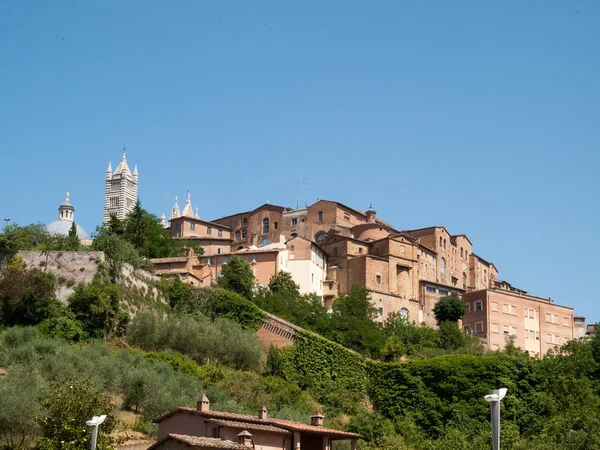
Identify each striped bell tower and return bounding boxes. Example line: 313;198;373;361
103;153;138;224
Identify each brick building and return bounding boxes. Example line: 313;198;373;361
462;280;575;357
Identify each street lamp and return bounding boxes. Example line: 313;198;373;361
484;388;507;450
86;415;107;450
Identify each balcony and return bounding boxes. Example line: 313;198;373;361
322;280;338;297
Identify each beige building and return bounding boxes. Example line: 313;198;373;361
152;396;361;450
462;280;575;357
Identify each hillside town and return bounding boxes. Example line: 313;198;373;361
100;153;589;357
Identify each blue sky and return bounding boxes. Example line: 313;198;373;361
1;1;598;320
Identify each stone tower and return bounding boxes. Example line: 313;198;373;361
103;153;138;224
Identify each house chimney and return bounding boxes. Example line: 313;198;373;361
237;430;253;447
366;205;376;224
197;394;210;412
311;413;324;427
258;406;268;420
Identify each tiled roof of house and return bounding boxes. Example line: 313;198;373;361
148;434;246;449
150;257;189;264
206;419;290;434
154;409;362;439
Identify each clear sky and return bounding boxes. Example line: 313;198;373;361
1;1;598;320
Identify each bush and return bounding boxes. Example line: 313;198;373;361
200;289;266;331
126;311;265;371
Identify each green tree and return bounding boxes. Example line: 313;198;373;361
218;255;254;299
168;276;198;313
436;320;465;351
268;271;300;297
432;296;466;325
68;275;129;338
124;200;148;252
0;222;50;254
92;230;144;280
36;378;116;450
67;222;80;250
0;374;44;449
0;266;59;326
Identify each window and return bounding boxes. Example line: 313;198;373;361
563;317;570;326
503;304;509;314
243;217;248;224
318;211;323;223
259;238;271;247
329;282;334;290
491;302;499;312
484;269;487;279
475;322;483;333
190;222;196;230
235;230;241;241
222;257;228;264
439;236;443;247
460;247;464;258
546;334;552;343
553;314;559;324
546;313;551;322
474;301;483;311
554;335;560;344
274;221;278;230
443;238;447;249
426;285;436;293
217;248;222;254
207;227;212;235
359;248;363;254
207;257;212;265
491;323;499;333
503;325;510;335
311;273;314;283
465;251;468;260
462;273;467;290
528;330;534;340
333;247;338;257
465;303;471;314
110;197;119;208
242;228;247;239
376;275;382;285
510;305;517;315
174;223;181;234
400;308;409;320
315;232;327;244
440;257;446;274
529;309;534;319
262;218;269;234
218;229;223;237
439;289;448;296
464;325;472;333
511;327;517;336
344;214;350;221
525;328;529;339
378;307;384;317
291;217;298;226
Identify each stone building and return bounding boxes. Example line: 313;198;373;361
103;153;138;223
152;396;361;450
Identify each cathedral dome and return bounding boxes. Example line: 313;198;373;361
46;192;89;240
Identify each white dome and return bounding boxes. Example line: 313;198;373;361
47;220;89;240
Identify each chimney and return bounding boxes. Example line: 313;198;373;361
197;394;210;412
311;413;324;427
258;406;268;420
237;430;253;447
366;205;376;224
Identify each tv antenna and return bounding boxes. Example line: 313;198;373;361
296;176;309;209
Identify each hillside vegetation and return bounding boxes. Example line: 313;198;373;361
2;213;600;449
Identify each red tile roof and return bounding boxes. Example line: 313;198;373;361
148;434;245;449
154;408;361;439
206;419;290;434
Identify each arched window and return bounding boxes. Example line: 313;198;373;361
484;269;487;279
440;257;446;274
462;272;467;289
465;251;468;260
235;230;241;241
315;232;327;244
259;238;271;247
400;308;409;321
443;238;447;249
439;236;443;247
460;247;463;258
262;218;269;234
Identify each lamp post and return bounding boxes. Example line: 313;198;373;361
86;415;107;450
484;388;507;450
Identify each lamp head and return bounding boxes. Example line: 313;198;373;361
86;415;107;427
484;388;508;403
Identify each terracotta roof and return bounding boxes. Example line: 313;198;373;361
170;217;232;230
154;409;361;439
206;419;290;434
151;257;189;263
148;434;245;449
